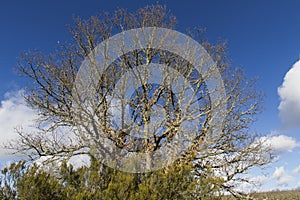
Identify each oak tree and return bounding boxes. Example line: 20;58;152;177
4;5;272;199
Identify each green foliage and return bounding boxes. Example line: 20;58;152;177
0;159;225;200
17;166;66;200
0;162;23;200
136;161;197;200
0;161;66;200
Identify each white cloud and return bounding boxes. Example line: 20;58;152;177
272;166;294;186
278;61;300;128
0;90;37;159
34;153;90;169
68;154;90;169
277;175;294;186
0;90;92;169
273;166;285;178
261;134;300;153
235;175;270;193
293;165;300;174
251;175;269;186
235;182;253;193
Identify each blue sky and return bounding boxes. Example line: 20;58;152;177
1;0;300;192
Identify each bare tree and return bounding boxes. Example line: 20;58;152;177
9;5;272;198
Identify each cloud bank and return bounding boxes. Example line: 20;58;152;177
0;90;37;159
278;61;300;128
273;166;294;186
261;134;300;153
0;90;91;169
293;165;300;174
